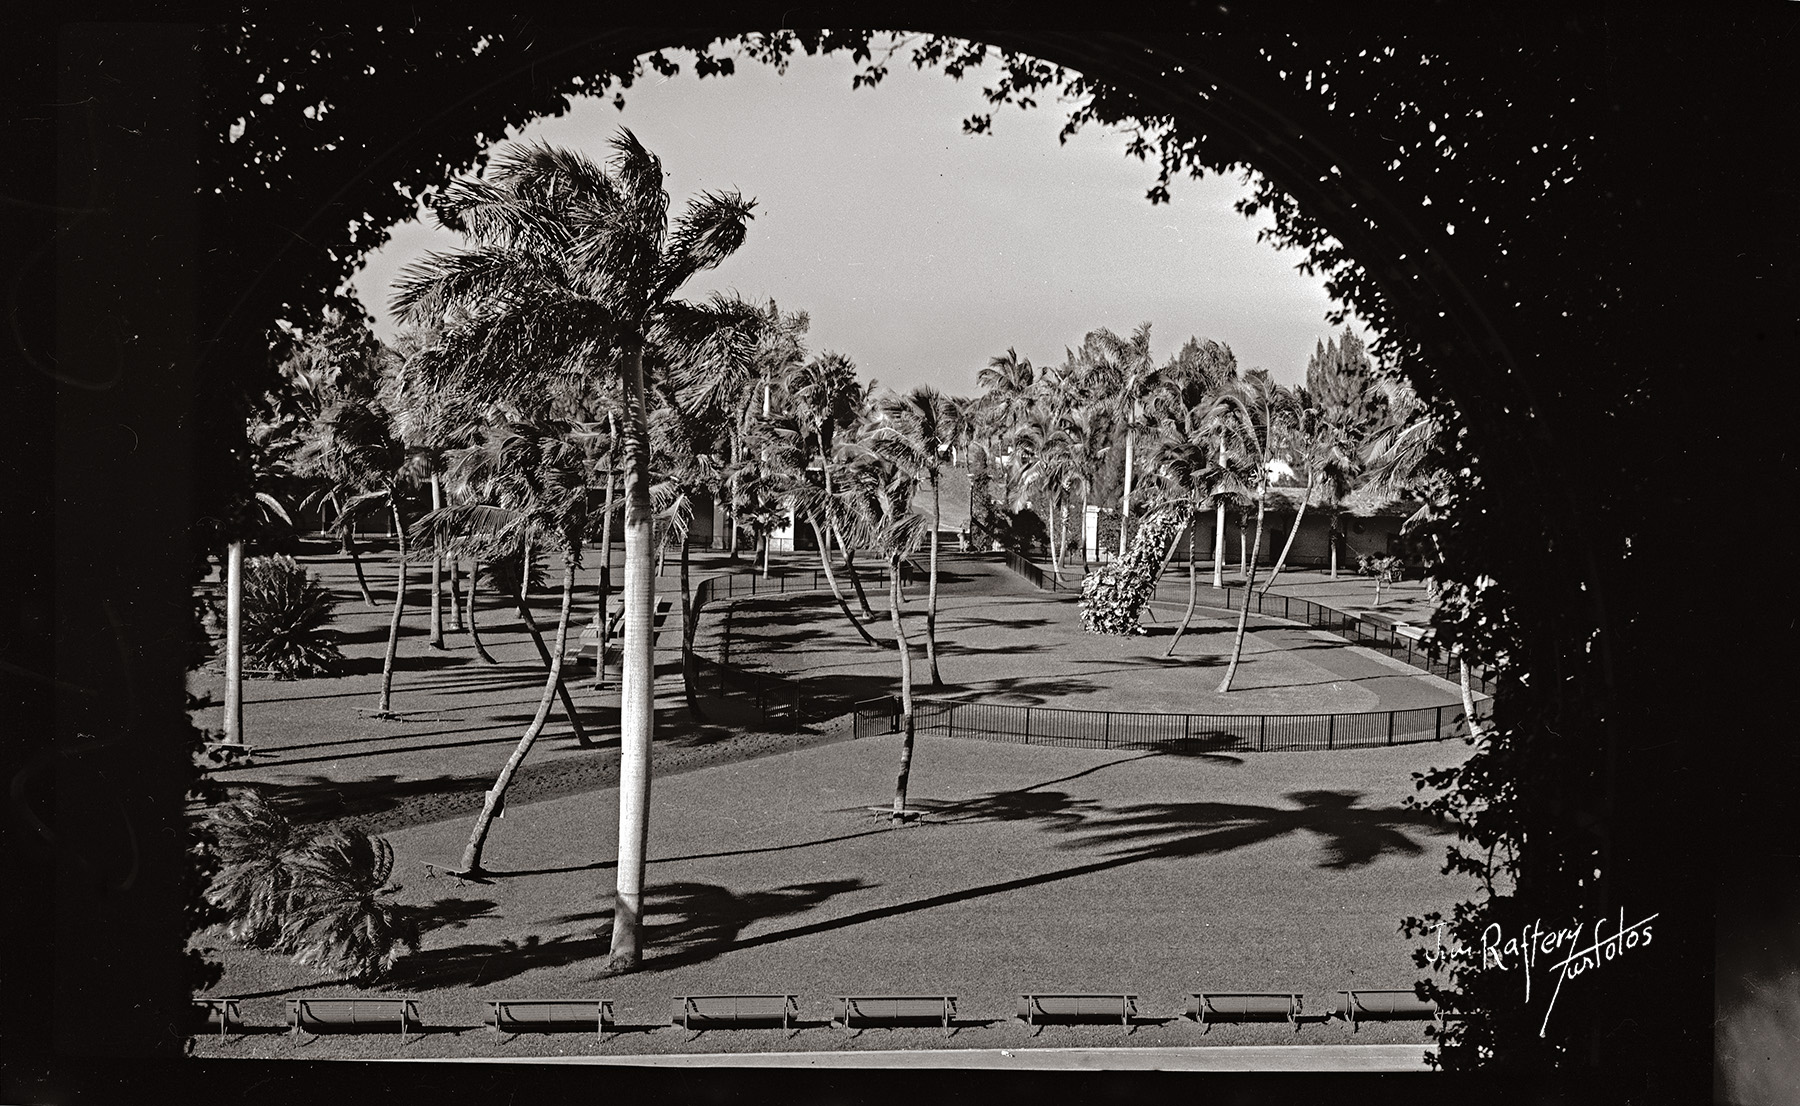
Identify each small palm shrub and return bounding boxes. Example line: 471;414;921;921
203;789;304;949
240;555;342;678
1357;552;1405;604
278;829;420;984
201;790;417;984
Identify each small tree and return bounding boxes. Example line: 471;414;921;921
1358;552;1404;606
203;789;305;950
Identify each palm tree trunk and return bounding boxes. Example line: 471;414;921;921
1217;493;1268;692
925;476;943;686
1167;513;1202;657
596;468;616;689
1460;655;1486;738
1117;420;1136;560
607;348;657;972
1212;435;1227;589
1048;500;1064;584
1329;510;1341;578
466;560;498;664
1261;476;1315;594
677;528;706;722
458;552;579;875
222;540;244;744
889;562;916;821
345;527;377;607
512;568;590;747
428;472;445;649
841;538;879;619
809;515;881;647
448;557;465;631
375;500;407;715
1239;508;1249;574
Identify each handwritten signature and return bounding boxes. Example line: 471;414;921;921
1424;907;1658;1035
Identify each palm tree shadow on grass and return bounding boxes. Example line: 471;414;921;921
382;878;870;987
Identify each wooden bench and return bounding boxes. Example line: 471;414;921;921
192;998;241;1041
1017;993;1138;1029
1185;992;1302;1031
287;997;420;1040
671;994;800;1032
832;995;957;1037
486;999;613;1039
1334;989;1439;1030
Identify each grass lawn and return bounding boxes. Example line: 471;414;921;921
188;542;1480;1062
191;729;1477;1059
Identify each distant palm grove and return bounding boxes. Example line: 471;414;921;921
226;132;1447;977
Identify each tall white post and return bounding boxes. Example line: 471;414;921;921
223;540;244;744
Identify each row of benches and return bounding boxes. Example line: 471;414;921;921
194;989;1452;1041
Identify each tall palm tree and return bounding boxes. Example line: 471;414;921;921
392;133;757;971
875;386;954;686
1209;372;1299;692
1149;419;1249;656
1075;324;1159;559
839;456;927;821
977;347;1035;508
291;395;414;716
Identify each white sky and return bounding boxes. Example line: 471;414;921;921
350;46;1371;397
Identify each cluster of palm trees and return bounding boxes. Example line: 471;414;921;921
968;325;1403;593
225;131;989;974
222;131;1444;978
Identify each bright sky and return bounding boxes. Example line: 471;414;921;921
351;45;1371;397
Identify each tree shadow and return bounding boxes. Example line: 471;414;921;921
335;653;468;677
384;878;871;987
1064;788;1452;870
234;773;484;825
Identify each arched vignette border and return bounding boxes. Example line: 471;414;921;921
192;16;1633;1064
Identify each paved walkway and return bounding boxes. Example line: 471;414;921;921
399;1044;1436;1070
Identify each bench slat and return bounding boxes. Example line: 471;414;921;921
287;997;420;1040
1017;993;1138;1027
1336;989;1439;1030
488;999;613;1037
672;994;800;1030
833;995;957;1036
1187;992;1302;1031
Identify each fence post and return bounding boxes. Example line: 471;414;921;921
1104;711;1112;749
1258;714;1266;752
1025;707;1033;742
1328;713;1335;750
1435;705;1442;741
946;702;954;741
1387;711;1395;745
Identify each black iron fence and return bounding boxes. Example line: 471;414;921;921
852;695;1491;751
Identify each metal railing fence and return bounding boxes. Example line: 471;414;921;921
852;695;1491;751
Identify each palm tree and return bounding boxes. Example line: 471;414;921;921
1075;324;1159;559
784;351;884;645
1149;419;1249;656
291;395;414;716
1016;412;1084;584
419;424;593;876
203;789;306;950
840;457;927;820
875;386;955;686
1209;372;1299;692
977;347;1035;507
1306;328;1385;578
278;829;420;984
393;133;757;971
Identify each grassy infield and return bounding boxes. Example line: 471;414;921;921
190;544;1475;1059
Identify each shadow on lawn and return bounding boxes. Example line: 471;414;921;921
233;773;484;825
384;878;870;987
612;791;1453;967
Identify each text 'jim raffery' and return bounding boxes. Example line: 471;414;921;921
1424;908;1658;1035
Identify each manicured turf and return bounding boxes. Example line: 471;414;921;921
189;541;1480;1062
191;729;1477;1059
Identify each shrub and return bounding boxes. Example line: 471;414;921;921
278;829;420;984
201;790;417;984
240;555;342;678
202;788;305;949
1079;507;1187;635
